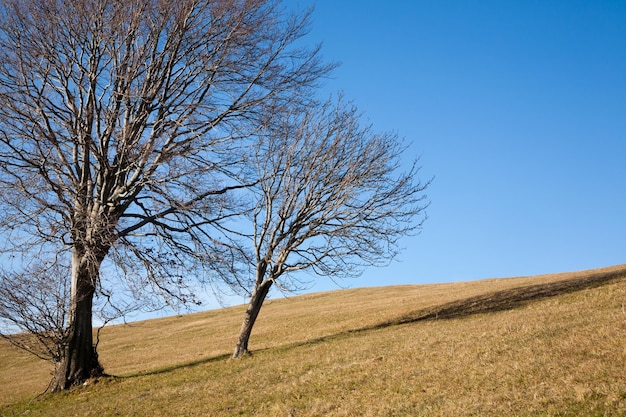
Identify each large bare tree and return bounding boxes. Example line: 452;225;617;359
232;97;430;358
0;0;330;390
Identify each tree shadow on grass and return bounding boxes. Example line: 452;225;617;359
119;265;626;379
117;352;233;379
290;266;626;349
354;265;626;333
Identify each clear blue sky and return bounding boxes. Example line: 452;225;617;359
124;0;625;318
275;0;626;295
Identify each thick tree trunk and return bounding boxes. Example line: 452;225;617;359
233;280;273;359
51;249;105;391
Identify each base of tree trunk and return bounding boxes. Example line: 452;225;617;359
51;357;105;392
232;347;253;359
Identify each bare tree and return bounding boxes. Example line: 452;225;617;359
232;97;430;358
0;0;331;390
0;258;137;392
0;261;71;366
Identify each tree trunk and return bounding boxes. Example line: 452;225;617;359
233;280;273;359
51;249;104;391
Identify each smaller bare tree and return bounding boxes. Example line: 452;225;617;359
0;256;140;391
0;261;70;367
232;97;430;358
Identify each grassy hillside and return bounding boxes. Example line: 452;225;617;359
1;264;626;416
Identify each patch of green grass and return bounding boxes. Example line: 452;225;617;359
2;265;626;416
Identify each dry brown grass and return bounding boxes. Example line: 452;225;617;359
1;264;626;416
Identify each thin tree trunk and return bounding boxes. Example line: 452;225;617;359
51;249;104;391
233;279;273;359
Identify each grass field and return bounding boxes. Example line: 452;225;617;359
1;264;626;416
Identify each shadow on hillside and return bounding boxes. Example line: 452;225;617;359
118;352;232;379
354;266;626;333
254;266;626;357
119;266;626;379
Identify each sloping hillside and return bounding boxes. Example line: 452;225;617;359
1;264;625;416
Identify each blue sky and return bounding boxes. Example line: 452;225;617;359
275;0;626;294
133;1;626;317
